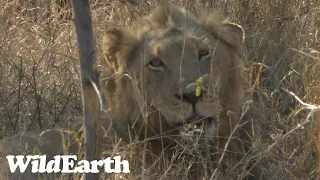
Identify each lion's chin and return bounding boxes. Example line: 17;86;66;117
188;116;216;135
176;116;217;139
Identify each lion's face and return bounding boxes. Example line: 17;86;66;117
131;27;221;135
102;4;245;139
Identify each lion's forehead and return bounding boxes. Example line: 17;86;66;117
142;26;209;42
139;32;213;62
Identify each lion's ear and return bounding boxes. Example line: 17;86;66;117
222;22;245;46
199;11;245;48
102;27;138;69
102;28;123;68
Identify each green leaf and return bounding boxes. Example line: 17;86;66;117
197;74;209;85
196;86;201;96
186;83;198;90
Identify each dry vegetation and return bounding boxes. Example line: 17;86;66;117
0;0;319;179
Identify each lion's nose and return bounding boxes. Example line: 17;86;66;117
174;91;203;105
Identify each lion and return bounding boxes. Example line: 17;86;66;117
101;2;263;179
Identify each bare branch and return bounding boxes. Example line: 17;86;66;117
71;0;102;180
281;88;320;110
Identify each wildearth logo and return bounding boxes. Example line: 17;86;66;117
6;155;130;173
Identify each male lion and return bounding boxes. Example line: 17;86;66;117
101;2;263;179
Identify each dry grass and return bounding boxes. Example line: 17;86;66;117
0;0;319;179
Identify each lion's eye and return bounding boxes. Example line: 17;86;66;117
148;58;164;71
198;49;210;60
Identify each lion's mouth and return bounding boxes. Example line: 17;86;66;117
188;116;215;131
175;113;216;135
187;114;204;123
